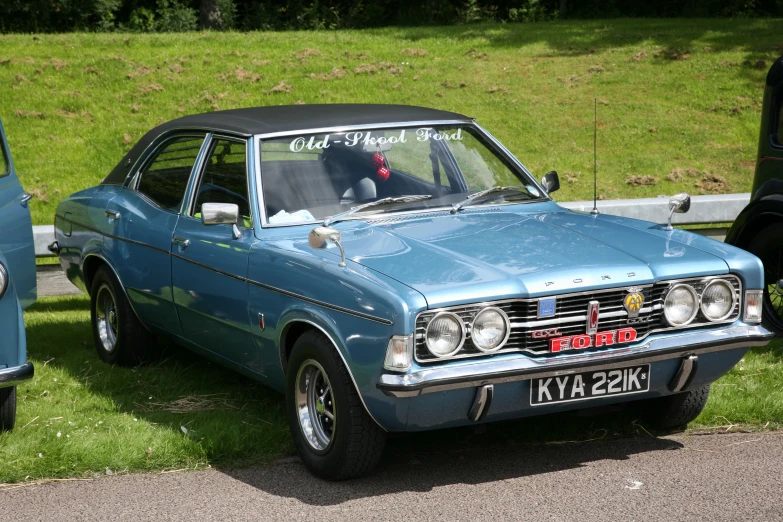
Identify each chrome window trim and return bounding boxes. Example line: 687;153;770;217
184;134;253;229
254;120;543;229
413;274;743;363
128;132;210;215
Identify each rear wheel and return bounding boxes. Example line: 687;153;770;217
90;265;157;366
285;330;386;480
640;385;710;430
0;386;16;432
747;223;783;335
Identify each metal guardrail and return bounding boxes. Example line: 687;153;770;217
32;193;750;258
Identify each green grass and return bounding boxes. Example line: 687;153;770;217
1;19;782;224
1;295;780;485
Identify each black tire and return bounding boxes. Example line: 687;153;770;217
90;265;157;367
747;223;783;335
0;386;16;432
641;385;710;430
285;330;386;480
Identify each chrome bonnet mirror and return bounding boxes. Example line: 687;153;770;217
308;226;346;267
201;202;241;239
665;192;691;231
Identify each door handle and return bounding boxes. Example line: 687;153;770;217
172;236;190;248
20;193;32;206
105;209;121;219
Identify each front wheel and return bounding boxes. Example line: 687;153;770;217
747;223;783;335
285;330;386;480
640;385;710;430
0;386;16;431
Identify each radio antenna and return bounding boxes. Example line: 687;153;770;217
591;98;599;215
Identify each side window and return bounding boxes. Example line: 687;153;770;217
137;135;205;211
0;144;8;178
777;95;783;146
192;138;250;228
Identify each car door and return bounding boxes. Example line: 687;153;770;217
170;136;260;372
0;119;36;309
109;133;208;337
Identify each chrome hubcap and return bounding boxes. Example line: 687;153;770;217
95;285;118;353
295;359;335;452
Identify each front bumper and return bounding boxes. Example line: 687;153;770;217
0;362;34;389
377;324;773;397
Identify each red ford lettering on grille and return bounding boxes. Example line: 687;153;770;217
549;327;638;353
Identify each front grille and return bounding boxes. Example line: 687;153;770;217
414;275;742;363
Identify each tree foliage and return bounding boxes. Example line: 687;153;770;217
0;0;781;33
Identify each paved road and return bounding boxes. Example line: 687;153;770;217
3;432;782;521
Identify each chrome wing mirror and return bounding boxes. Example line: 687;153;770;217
201;202;241;239
665;193;691;231
309;226;346;267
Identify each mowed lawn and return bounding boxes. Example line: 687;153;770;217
1;18;782;225
0;295;781;485
2;19;783;485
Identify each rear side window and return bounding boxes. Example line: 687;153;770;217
0;143;8;177
192;138;251;227
137;135;205;211
777;97;783;146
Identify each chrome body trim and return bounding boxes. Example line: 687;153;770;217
413;275;743;363
424;311;467;357
468;384;493;421
669;354;698;392
377;324;772;397
278;318;387;432
470;306;511;353
0;362;34;389
58;214;392;325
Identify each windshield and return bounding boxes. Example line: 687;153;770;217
259;124;542;225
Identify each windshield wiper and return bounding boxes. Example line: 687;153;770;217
323;195;432;226
450;185;536;214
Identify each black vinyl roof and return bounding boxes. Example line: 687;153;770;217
104;104;471;185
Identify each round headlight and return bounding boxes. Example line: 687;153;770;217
0;262;7;298
700;279;735;321
425;312;465;357
471;307;509;352
664;284;699;326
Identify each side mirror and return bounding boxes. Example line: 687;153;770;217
201;202;241;239
308;226;346;267
665;193;691;231
541;171;560;193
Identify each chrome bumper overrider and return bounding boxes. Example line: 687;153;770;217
0;362;34;389
377;325;773;397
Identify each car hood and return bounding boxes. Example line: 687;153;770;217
338;205;731;308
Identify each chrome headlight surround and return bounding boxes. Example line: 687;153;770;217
424;311;466;358
470;306;510;353
700;279;736;321
663;283;699;326
0;262;7;299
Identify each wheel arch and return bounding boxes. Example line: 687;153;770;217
81;252;148;328
277;313;388;432
726;202;783;248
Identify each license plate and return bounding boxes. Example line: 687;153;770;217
530;364;650;406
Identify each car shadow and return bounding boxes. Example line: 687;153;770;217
220;425;684;506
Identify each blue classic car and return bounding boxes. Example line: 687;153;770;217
0;119;37;431
54;105;773;479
